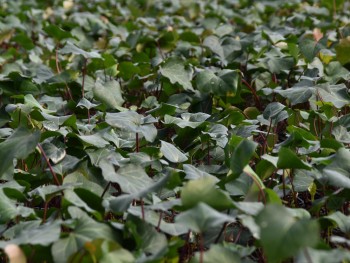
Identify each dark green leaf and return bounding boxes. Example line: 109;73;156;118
0;127;40;178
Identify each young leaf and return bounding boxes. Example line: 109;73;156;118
0;127;40;178
277;147;312;170
159;57;193;91
175;203;236;233
181;177;234;210
160;140;188;163
256;204;319;263
196;69;240;96
93;80;124;109
230;140;257;177
60;41;101;58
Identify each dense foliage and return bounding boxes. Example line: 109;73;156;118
0;0;350;262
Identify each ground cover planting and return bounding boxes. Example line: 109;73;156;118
0;0;350;262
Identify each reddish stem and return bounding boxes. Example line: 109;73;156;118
199;233;204;263
38;144;61;185
242;78;262;110
141;198;145;221
156;211;163;232
214;222;227;243
263;120;273;154
101;182;111;198
136;133;139;152
55;48;61;73
42;200;49;223
81;59;87;98
207;142;210;165
87;108;90;124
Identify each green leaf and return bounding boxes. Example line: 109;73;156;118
29;184;76;201
41;142;66;164
175;203;236;233
263;102;286;120
181;177;234;210
230;140;257;177
322;148;350;188
160;57;193;91
335;37;350;65
128;206;188;236
190;244;241;263
12;32;34;50
51;235;79;263
316;84;350;109
118;61;140;80
332;126;350;143
51;155;80;175
183;164;219;182
196;69;240;96
93;80;124;109
164;112;210;129
160;140;188;163
0;127;40;178
52;207;117;263
262;56;295;74
105;111;157;142
296;248;350;263
256;204;319;263
293;170;314;192
0;220;61;248
127;215;168;255
276;86;314;106
324;211;350;235
0;189;22;223
299;36;326;62
43;24;73;41
77;98;99;110
60;41;101;58
78;134;109;148
277;147;312;170
105;172;171;212
100;162;153;194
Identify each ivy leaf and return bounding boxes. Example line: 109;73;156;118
43;24;73;41
52;207;117;263
299;36;326;62
324;211;350;235
335;37;350;65
181;177;234;210
263;102;286;120
196;69;241;96
160;57;193;91
316;84;350;109
160;140;188;163
183;164;219;182
0;127;40;178
230;140;257;178
277;147;312;170
77;98;99;110
276;86;314;106
0;220;61;248
322;148;350;188
175;203;236;233
256;204;319;263
190;244;241;263
93;80;124;109
100;161;154;194
60;41;101;58
164;112;210;129
106;111;157;142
